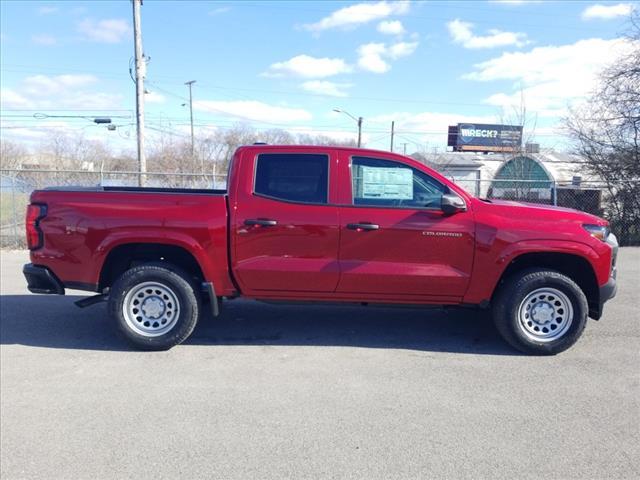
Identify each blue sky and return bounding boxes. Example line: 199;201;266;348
0;0;637;152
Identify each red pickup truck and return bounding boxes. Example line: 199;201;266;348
23;145;618;354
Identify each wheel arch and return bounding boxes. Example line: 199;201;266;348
493;251;600;318
99;242;206;291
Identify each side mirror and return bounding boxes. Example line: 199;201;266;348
441;194;467;215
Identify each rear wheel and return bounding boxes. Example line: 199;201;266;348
108;264;200;350
493;269;588;355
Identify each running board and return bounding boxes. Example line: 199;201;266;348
75;294;108;308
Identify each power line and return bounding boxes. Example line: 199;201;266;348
1;109;134;112
233;0;598;20
0;114;132;119
0;64;561;110
228;1;616;33
1;119;567;137
148;78;515;109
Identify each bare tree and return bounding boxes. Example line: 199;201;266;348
42;132;113;171
195;124;356;178
5;123;360;189
102;153;137;172
0;140;27;169
564;14;640;245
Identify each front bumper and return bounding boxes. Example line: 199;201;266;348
600;274;617;304
591;233;618;320
23;264;64;295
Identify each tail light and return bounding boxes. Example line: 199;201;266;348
26;204;47;250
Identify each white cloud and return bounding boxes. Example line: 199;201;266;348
358;43;389;73
0;74;123;111
0;119;74;141
290;126;366;144
447;19;528;49
209;6;231;15
301;81;352;97
194;100;312;123
22;74;98;96
145;91;166;104
388;41;418;57
463;38;637;116
368;111;497;146
264;55;352;78
377;20;405;35
0;89;31;109
31;34;57;46
37;6;58;15
582;3;635;20
489;0;542;4
357;41;418;73
77;18;131;43
304;0;410;32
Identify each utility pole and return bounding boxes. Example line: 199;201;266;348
132;0;146;186
185;80;196;161
402;142;408;155
390;121;395;152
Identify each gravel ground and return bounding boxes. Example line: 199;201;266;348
1;249;638;480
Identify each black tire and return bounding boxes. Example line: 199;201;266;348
108;264;201;351
492;268;588;355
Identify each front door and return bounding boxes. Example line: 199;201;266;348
336;155;475;300
232;151;340;294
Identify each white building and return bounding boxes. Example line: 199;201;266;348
413;149;604;213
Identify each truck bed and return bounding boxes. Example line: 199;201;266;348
29;187;234;295
44;186;227;195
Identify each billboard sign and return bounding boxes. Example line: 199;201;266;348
447;124;523;153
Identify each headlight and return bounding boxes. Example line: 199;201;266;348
583;224;610;241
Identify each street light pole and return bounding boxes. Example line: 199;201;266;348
132;0;146;186
333;108;363;148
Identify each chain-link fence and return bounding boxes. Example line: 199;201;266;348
455;177;639;245
1;169;227;248
2;169;638;248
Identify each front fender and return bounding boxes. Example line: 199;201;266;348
463;239;601;305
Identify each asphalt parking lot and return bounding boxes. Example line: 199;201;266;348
1;249;638;479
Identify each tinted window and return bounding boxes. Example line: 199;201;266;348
351;156;448;209
255;153;329;204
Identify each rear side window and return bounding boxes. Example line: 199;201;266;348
254;153;329;204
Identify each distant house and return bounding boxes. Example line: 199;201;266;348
11;153;55;170
5;153;97;172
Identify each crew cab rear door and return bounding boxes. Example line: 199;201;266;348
335;153;475;300
230;148;341;294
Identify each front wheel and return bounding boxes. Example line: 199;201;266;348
108;264;201;350
492;269;588;355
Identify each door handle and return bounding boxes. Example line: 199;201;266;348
347;222;379;231
244;218;278;227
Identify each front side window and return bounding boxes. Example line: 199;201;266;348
254;153;329;204
351;156;448;209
